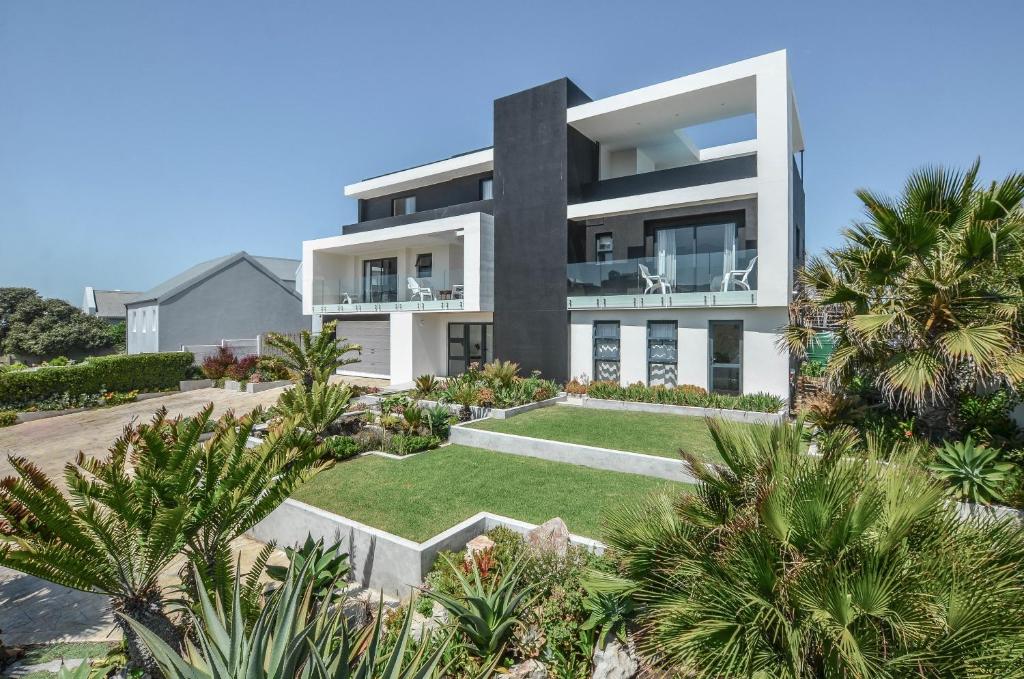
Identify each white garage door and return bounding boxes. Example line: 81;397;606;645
335;317;390;376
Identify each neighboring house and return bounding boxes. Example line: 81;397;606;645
303;51;804;402
126;251;306;354
81;287;139;323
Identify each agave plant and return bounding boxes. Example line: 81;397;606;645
265;321;361;388
930;436;1016;504
422;556;534;660
579;572;636;650
273;381;354;437
601;417;1024;677
425;405;454;439
266;534;349;606
126;559;450;679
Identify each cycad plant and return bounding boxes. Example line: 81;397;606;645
0;408;205;671
273;381;354;438
265;321;361;388
930;436;1016;504
126;560;450;679
783;161;1024;432
602;417;1024;677
422;556;534;660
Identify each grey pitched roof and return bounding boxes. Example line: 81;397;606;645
92;290;139;318
129;251;300;305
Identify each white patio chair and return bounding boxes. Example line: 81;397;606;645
339;292;353;304
407;277;433;301
638;263;671;294
452;284;464;299
721;256;758;291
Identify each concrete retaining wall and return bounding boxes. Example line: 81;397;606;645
489;394;565;419
564;395;786;424
449;425;696;483
247;500;602;596
180;379;214;391
246;379;292;393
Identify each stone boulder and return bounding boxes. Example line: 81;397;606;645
592;639;638;679
464;534;495;562
507;659;548;679
525;517;571;556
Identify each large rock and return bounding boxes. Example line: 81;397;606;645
592;639;638;679
525;517;571;556
464;534;495;561
507;659;548;679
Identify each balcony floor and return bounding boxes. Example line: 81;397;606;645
313;299;465;314
567;289;757;310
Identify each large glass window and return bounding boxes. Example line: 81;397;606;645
392;195;416;216
415;253;432;279
596;233;613;263
362;257;398;302
709;320;743;395
654;220;740;293
647;321;677;386
593;321;620;383
448;323;493;375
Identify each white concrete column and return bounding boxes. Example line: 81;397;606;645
389;313;416;385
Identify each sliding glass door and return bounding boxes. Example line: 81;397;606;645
362;258;398;302
654;221;738;293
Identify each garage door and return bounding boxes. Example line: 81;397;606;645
335;317;390;375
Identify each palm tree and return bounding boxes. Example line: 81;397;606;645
783;161;1024;432
601;418;1024;677
265;321;361;388
0;409;206;672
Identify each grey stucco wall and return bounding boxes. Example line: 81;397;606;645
156;258;307;351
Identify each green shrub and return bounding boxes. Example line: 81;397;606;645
42;356;70;367
0;352;193;409
0;410;17;427
387;433;440;455
320;435;362;460
585;380;784;413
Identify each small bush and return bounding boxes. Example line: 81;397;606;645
584;380;782;412
200;347;237;379
0;352;193;410
320;436;362;460
42;356;70;367
224;355;259;381
0;411;17;427
387;433;439;455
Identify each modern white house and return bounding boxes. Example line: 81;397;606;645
303;51;804;401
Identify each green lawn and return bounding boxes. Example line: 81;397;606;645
291;445;686;542
466;405;736;461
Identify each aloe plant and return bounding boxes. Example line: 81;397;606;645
930;436;1015;504
124;560;450;679
580;572;636;650
422;556;534;659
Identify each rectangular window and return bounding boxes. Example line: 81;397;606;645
593;321;620;383
709;320;743;395
151;309;157;331
647;321;677;386
141;309;147;333
479;177;493;200
596;233;613;262
130;311;136;333
415;253;433;279
391;195;416;216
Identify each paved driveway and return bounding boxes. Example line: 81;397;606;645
0;387;286;645
0;387;284;482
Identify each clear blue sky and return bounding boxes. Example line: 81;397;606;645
2;0;1022;303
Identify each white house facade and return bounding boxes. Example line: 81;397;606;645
303;51;804;403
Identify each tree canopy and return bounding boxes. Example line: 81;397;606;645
0;287;119;360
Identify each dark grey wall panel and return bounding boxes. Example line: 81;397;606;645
792;159;805;264
157;260;305;351
575;155;757;203
358;171;493;221
343;200;493;235
492;78;589;381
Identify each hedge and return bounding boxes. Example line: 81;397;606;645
0;352;194;409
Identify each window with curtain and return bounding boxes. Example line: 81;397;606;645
647;321;678;386
593;321;620;382
392;195;416;216
654;220;738;293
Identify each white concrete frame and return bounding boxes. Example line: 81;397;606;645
344;149;494;200
302;212;494;316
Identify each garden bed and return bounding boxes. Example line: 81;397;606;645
4;390;170;426
566;394;786;423
289;444;685;543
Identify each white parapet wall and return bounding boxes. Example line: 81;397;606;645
247;500;603;596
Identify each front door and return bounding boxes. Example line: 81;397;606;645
448;322;493;375
708;320;743;395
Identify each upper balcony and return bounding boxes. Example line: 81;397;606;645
302;212;493;315
567;248;758;310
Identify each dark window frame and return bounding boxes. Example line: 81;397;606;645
647;320;678;386
595;232;614;263
708;320;744;395
593;321;620;383
479;177;493;200
391;195;416;216
415;253;433;279
447;322;494;376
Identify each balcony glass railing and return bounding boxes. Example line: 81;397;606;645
313;271;465;306
566;249;757;297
